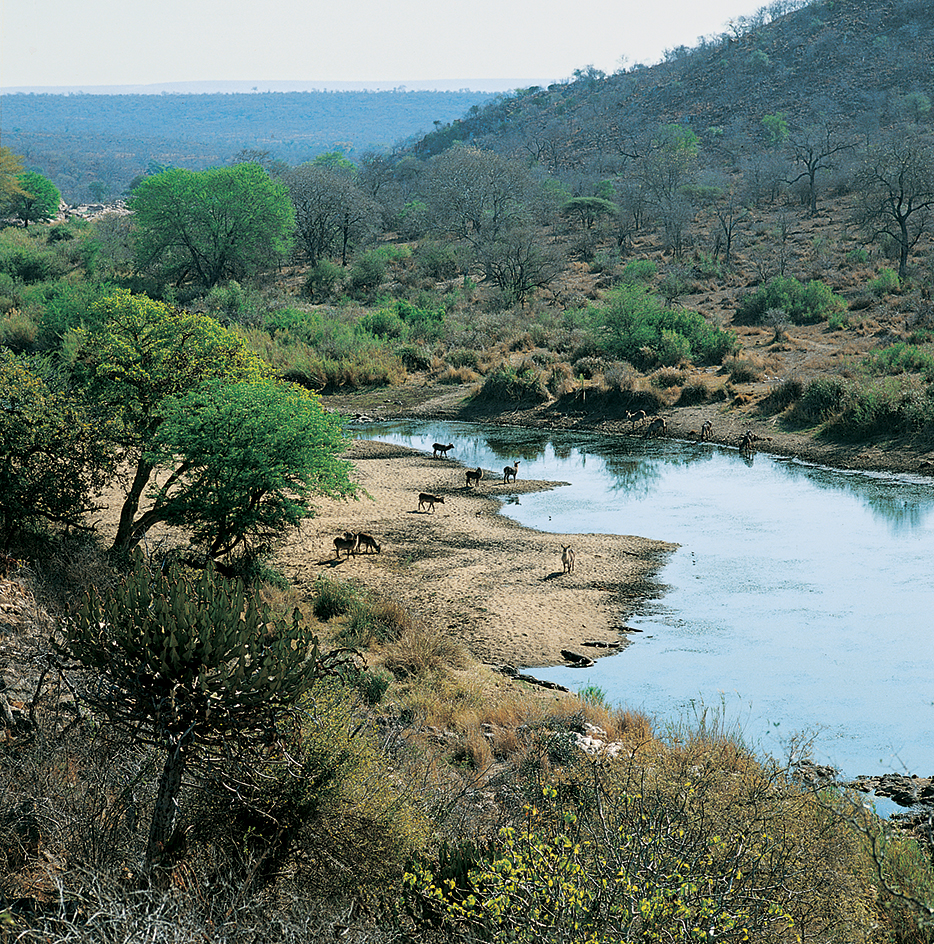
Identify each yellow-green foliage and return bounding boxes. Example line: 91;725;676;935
402;722;931;943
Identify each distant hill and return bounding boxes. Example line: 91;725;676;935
0;88;499;202
411;0;933;164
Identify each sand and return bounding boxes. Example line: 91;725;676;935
275;439;677;669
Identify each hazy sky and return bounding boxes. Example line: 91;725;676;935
3;0;770;90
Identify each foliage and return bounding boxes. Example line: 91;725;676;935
827;376;933;440
472;364;550;403
621;258;658;283
0;350;111;543
188;680;429;898
594;283;739;368
0;227;66;283
9;171;61;226
303;259;344;300
145;378;357;560
359;299;445;342
0;146;26;210
70;290;272;552
735;275;847;325
63;555;356;863
865;342;934;381
868;266;901;296
129;163;294;291
20;279;117;349
794;375;849;422
561;196;618;231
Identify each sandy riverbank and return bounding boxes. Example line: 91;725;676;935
275;439;676;669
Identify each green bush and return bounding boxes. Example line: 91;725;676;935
736;276;847;325
621;258;657;284
0;229;65;283
594;283;739;368
865;342;934;381
304;259;344;300
358;307;405;339
869;267;901;297
829;377;932;439
762;377;806;413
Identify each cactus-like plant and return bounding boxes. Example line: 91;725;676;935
63;552;356;865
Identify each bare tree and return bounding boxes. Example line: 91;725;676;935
786;121;853;217
853;134;934;280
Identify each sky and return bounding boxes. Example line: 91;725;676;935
2;0;772;91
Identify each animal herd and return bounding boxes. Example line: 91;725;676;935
332;418;770;568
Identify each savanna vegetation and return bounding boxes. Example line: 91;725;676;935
2;0;934;938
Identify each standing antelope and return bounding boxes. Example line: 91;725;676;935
466;467;484;488
700;420;713;442
644;417;667;438
418;493;444;513
626;409;647;430
433;442;455;458
356;532;381;554
503;460;520;484
333;533;359;559
561;544;575;574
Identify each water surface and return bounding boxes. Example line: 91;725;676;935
362;420;934;779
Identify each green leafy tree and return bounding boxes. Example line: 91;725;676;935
560;196;618;231
0;350;111;544
64;557;357;865
0;147;27;212
129;163;294;290
71;290;270;554
143;378;356;560
9;171;61;226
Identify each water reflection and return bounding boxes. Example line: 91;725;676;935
360;420;934;777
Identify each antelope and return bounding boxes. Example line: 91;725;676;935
333;533;359;559
503;460;520;484
466;467;484;488
700;420;713;442
626;409;647;430
644;417;667;438
418;492;444;513
561;544;575;574
356;531;381;554
433;442;455;458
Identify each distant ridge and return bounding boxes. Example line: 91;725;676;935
1;78;551;96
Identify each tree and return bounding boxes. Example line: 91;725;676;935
142;378;357;561
71;290;270;554
483;226;565;306
0;351;111;545
9;171;61;226
129;163;294;290
0;147;27;212
64;557;356;865
284;163;380;266
560;196;618;231
785;121;853;217
853;136;934;281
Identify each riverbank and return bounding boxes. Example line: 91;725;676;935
321;381;934;477
275;439;676;669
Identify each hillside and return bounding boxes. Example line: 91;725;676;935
414;0;933;162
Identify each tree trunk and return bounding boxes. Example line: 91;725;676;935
112;456;155;553
147;744;188;865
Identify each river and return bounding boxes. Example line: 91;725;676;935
361;419;934;783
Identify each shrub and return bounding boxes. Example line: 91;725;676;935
725;355;764;383
762;377;805;413
621;258;657;283
416;241;459;280
736;275;847;325
0;229;65;283
650;366;687;388
595;283;739;368
869;267;901;297
677;379;710;405
865;342;934;381
472;364;549;403
829;377;932;439
795;376;849;422
304;259;344;300
312;575;360;621
359;307;405;340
